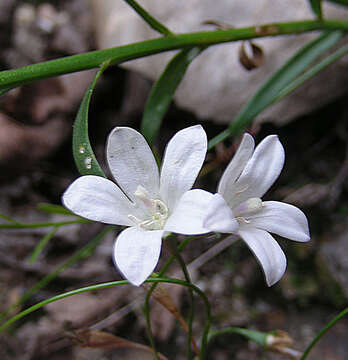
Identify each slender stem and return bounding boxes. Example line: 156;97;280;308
0;227;113;322
0;277;210;335
167;236;196;359
143;236;195;359
123;0;173;35
1;20;347;89
300;307;348;360
0;219;89;229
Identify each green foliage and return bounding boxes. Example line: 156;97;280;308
123;0;172;35
208;31;343;148
141;47;204;145
309;0;323;20
72;62;109;177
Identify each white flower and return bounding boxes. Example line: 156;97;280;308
203;133;310;286
63;125;212;286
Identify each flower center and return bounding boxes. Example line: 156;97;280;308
128;185;169;230
234;197;263;224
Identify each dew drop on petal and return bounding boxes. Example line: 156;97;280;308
79;146;85;154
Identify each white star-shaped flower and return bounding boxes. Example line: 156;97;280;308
63;125;212;285
203;133;310;286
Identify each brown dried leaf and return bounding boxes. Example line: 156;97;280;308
239;41;264;71
142;282;200;356
68;329;169;359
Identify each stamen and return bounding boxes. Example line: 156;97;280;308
130;186;169;231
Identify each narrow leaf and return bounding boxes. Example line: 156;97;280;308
123;0;172;36
208;327;268;347
29;227;58;264
276;43;348;101
327;0;348;6
72;61;110;177
68;329;169;359
208;31;343;149
0;227;113;321
37;203;76;216
0;86;14;96
309;0;323;20
141;47;203;145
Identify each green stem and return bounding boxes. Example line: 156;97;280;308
123;0;172;35
1;20;347;89
0;227;112;322
0;219;89;229
167;237;195;359
143;236;195;359
300;307;348;360
0;277;209;335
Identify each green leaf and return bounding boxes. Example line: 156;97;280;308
275;43;348;101
29;227;58;264
123;0;172;36
301;307;348;359
141;47;204;145
208;31;343;149
327;0;348;6
0;227;113;322
309;0;323;20
0;86;14;96
208;327;268;347
72;61;110;177
37;203;76;216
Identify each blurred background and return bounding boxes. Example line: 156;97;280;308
0;1;347;359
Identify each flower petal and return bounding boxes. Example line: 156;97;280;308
160;125;207;210
164;189;213;235
107;127;160;201
114;227;163;286
238;226;287;286
218;133;254;198
62;175;134;226
229;135;285;208
248;201;310;242
203;193;239;233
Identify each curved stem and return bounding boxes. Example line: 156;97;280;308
167;236;197;359
0;20;347;89
0;277;209;336
0;219;89;229
143;235;194;359
300;307;348;360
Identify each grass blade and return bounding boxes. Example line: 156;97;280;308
301;307;348;359
0;226;113;322
208;31;343;149
309;0;323;20
123;0;172;36
28;227;58;264
37;203;76;216
141;47;204;145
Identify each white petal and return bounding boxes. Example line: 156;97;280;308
114;227;163;286
248;201;310;242
164;189;213;235
203;193;239;233
62;175;134;226
160;125;207;210
107;127;160;201
238;226;287;286
229;135;285;208
218;133;255;198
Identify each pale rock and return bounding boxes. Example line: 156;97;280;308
91;0;348;125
